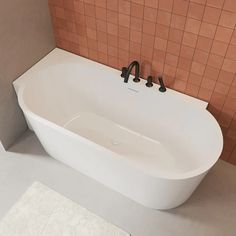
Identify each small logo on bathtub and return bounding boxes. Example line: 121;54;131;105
111;140;120;145
128;88;139;93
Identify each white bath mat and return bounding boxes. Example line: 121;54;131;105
0;182;130;236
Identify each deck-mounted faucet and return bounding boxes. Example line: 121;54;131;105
121;61;140;83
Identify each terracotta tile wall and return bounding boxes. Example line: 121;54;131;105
48;0;236;165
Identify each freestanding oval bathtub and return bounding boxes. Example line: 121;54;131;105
14;49;223;209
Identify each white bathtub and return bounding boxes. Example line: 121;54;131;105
14;49;223;209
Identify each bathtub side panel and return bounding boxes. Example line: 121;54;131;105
25;113;208;209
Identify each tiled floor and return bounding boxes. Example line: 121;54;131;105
0;130;236;236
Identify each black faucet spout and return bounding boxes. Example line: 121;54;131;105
122;61;140;83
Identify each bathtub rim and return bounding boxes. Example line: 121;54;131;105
17;80;223;181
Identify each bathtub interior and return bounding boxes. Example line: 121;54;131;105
20;62;223;178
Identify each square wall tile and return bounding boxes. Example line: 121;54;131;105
49;0;236;165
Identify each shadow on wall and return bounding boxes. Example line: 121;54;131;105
0;82;28;149
7;131;49;158
0;0;55;149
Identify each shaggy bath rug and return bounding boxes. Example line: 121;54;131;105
0;182;130;236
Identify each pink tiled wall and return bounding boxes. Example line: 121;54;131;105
48;0;236;165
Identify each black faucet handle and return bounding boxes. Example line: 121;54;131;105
158;76;167;92
121;67;128;78
146;76;153;87
133;77;140;82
